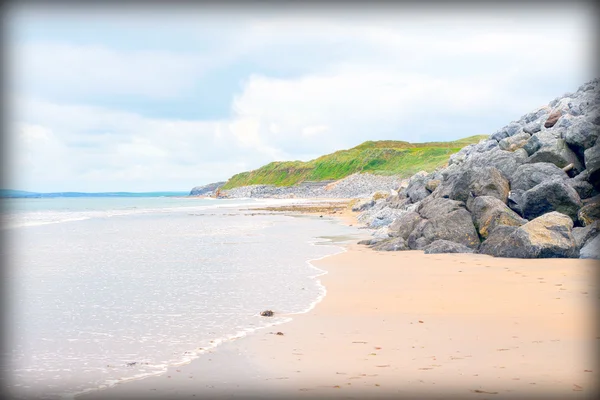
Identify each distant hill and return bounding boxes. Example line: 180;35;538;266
0;190;189;198
221;135;488;189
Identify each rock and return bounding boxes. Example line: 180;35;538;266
572;220;600;249
544;109;562;128
419;209;480;249
260;310;275;317
470;196;527;239
564;118;599;155
423;240;475;254
507;189;525;216
463;149;527;180
436;166;509;204
405;171;431;203
426;179;441;192
406;219;430;250
527;138;584;175
510;163;569;192
578;201;600;226
491;122;522;141
371;237;409;251
189;181;226;196
474;139;499;153
579;235;600;259
388;211;424;240
521;179;582;221
523;121;542;134
498;132;531;152
417;196;465;219
352;199;375;212
386;194;411;209
372;227;391;239
479;212;578;258
584;142;600;188
568;178;598;200
478;225;520;255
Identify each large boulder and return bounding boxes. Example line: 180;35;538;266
478;225;520;255
578;200;600;226
407;219;430;250
579;235;600;259
387;211;424;240
464;149;527;180
423;240;475;254
419;209;480;249
564;118;599;156
371;237;409;252
584;142;600;188
417;197;465;220
521;179;582;221
479;212;579;258
386;194;412;210
527;138;584;175
435;166;509;204
509;163;569;192
522;131;560;156
470;196;527;239
568;172;598;199
490;122;522;141
507;189;525;216
405;171;432;203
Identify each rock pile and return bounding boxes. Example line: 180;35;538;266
189;181;226;196
219;173;403;199
357;78;600;259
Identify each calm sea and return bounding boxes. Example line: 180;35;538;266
2;196;360;399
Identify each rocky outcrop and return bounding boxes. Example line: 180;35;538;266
189;181;226;196
358;78;600;259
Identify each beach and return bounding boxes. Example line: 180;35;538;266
79;205;599;400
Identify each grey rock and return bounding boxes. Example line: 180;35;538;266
405;171;431;203
406;219;429;250
419;209;480;249
578;200;600;226
352;199;375;212
423;240;475;254
479;212;578;258
523;121;542;134
521;179;582;221
522;131;561;156
371;237;409;251
478;225;520;256
564;118;599;155
470;196;527;239
572;220;600;249
463;149;527;180
388;211;424;240
568;178;598;200
584;142;600;188
510;162;569;192
527;138;584;175
435;166;509;204
417;197;465;220
507;189;525;216
579;235;600;259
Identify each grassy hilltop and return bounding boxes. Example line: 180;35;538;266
222;135;487;189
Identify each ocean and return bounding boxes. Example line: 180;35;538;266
2;196;360;399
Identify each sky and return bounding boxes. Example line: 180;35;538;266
4;2;597;192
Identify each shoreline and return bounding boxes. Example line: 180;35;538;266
78;203;599;399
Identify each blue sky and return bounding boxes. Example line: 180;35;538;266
5;3;597;192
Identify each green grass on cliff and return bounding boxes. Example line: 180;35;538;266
222;135;488;189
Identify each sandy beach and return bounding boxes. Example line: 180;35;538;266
80;206;599;400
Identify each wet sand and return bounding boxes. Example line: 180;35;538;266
80;208;599;400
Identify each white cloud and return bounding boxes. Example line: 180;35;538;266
6;5;597;191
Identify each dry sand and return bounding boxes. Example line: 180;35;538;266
80;208;599;400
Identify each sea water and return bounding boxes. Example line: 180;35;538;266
2;196;360;399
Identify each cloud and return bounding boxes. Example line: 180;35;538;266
6;4;597;191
